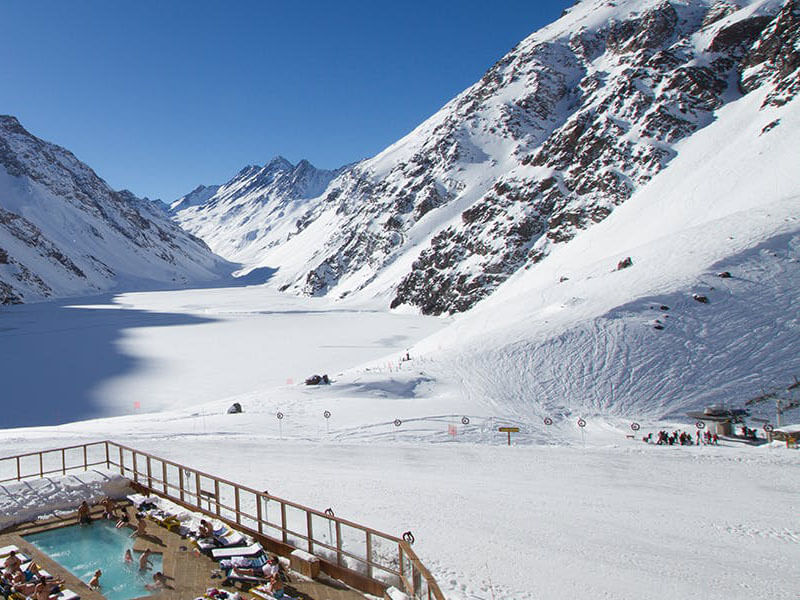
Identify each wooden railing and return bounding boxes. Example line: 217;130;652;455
0;440;445;600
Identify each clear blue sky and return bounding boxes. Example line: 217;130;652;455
1;1;572;202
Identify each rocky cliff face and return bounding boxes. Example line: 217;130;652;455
177;0;799;315
0;116;229;304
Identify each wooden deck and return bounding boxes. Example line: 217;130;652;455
2;505;368;600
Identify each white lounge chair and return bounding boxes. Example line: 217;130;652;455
52;589;80;600
0;544;19;557
211;542;263;560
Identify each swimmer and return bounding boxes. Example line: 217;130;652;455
124;549;133;563
139;548;153;571
144;571;168;591
88;569;102;590
77;500;91;525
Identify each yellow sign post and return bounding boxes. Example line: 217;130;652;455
498;426;520;446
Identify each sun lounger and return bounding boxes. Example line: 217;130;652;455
249;586;275;600
249;585;295;600
0;545;19;558
19;561;53;578
147;510;182;532
211;542;263;560
223;571;269;587
195;528;246;553
52;589;80;600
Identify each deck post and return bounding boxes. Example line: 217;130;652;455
235;486;241;524
15;456;20;481
61;449;65;475
179;467;185;502
146;456;152;489
306;512;313;553
256;494;264;534
280;502;288;544
195;472;201;508
336;521;343;566
104;441;110;469
215;480;221;515
365;531;373;579
39;454;43;478
83;445;88;471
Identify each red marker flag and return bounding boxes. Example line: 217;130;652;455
133;401;141;410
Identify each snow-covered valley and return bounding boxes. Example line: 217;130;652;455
1;0;799;598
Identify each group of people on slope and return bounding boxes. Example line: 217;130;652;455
0;550;65;600
642;430;718;445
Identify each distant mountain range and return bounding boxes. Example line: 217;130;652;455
171;0;799;314
170;157;347;267
0;116;230;304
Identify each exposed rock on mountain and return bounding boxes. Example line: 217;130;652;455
175;0;799;315
0;116;229;304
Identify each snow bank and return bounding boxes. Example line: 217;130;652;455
0;470;130;530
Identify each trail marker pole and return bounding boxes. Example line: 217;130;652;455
577;418;586;447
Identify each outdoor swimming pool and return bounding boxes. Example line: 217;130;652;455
25;520;163;600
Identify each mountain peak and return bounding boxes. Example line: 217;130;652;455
263;156;294;171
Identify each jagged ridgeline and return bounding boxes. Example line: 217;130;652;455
0;116;230;304
173;0;798;315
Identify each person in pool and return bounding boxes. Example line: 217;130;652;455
116;511;130;529
144;572;169;591
124;549;133;563
139;548;153;571
77;500;91;525
88;569;102;590
101;497;117;519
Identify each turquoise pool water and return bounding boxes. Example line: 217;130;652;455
25;520;163;600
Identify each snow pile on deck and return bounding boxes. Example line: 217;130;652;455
0;470;130;530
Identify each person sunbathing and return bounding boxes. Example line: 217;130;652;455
88;569;102;590
234;556;279;579
3;550;21;571
268;574;293;599
198;519;214;538
35;581;60;600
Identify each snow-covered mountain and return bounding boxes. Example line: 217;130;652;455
0;116;231;303
174;0;799;315
170;157;347;266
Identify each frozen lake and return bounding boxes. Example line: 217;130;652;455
0;286;446;428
